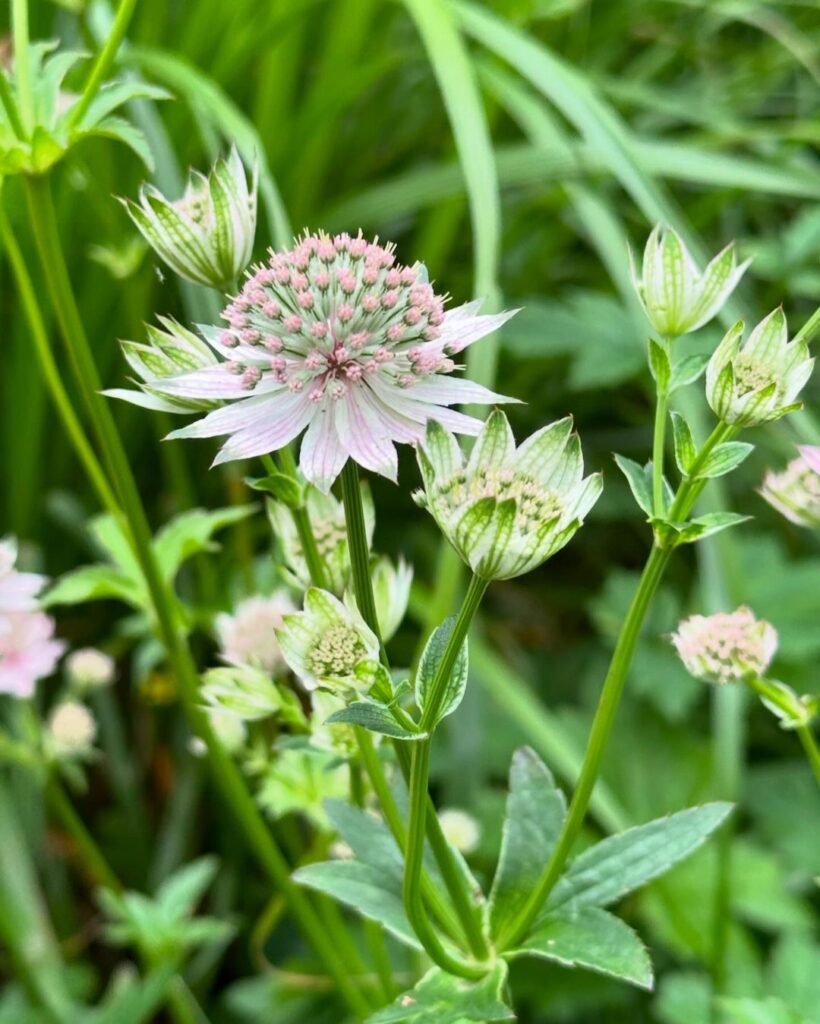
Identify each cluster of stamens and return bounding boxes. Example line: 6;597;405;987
308;624;367;679
733;355;777;398
672;608;775;684
217;231;454;403
434;468;563;533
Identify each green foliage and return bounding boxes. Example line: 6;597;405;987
416;616;469;724
368;964;514;1023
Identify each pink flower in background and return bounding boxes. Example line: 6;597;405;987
759;449;820;528
151;231;517;490
671;607;777;685
215;593;296;675
799;445;820;474
0;538;47;629
0;611;65;698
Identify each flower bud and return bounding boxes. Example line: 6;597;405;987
367;556;412;642
671;607;777;685
200;665;284;721
757;679;817;731
759;450;820;528
438;808;481;854
276;588;379;692
65;647;116;691
706;310;813;427
415;412;602;581
630;226;749;337
123;146;257;289
47;701;96;759
215;592;295;675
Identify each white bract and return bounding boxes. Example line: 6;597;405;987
415;411;602;581
367;555;412;642
200;666;283;721
706;310;813;427
276;588;379;692
671;607;777;685
124;146;257;289
630;225;749;337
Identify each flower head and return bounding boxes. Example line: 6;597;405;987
759;450;820;528
0;538;47;624
706;310;813;427
215;592;296;675
47;701;96;758
267;482;374;595
276;588;378;692
671;607;777;685
104;317;220;414
124;146;257;289
630;225;749;337
150;231;517;490
65;647;116;691
438;808;481;855
415;411;602;580
800;445;820;474
200;665;283;721
0;612;65;699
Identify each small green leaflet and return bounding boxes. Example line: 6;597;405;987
245;472;303;509
668;353;709;393
415;617;469;724
325;702;424;740
648;339;671;393
693;441;754;479
507;906;653;989
667;513;751;546
368;964;514;1023
613;454;673;517
671;412;696;475
489;747;566;941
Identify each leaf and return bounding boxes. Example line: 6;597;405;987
672;512;751;545
693;442;755;479
671;412;696;475
94;962;179;1024
245;473;303;509
489;747;566;941
42;565;142;609
82;116;155;171
546;802;732;913
293;860;421;950
325;702;425;740
369;963;515;1023
325;801;405;883
507;906;653;989
669;353;709;393
648;339;671;393
415;617;469;725
153;505;256;580
154;857;219;919
613;454;652;516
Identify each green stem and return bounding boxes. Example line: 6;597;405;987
11;0;33;130
0;70;26;140
652;385;669;516
746;676;820;786
262;450;329;590
21;175;368;1020
403;740;487;978
499;542;673;949
68;0;139;128
796;725;820;786
665;423;737;526
46;777;122;892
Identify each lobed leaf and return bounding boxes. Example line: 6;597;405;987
368;963;514;1023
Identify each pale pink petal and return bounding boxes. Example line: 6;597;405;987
367;379;484;436
335;392;398;481
437;306;519;354
406;376;519;406
152;365;281;400
167;393;285;440
799;446;820;474
212;393;314;465
299;403;348;492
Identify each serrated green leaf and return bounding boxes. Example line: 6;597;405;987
42;565;142;609
648;339;671;392
154;857;218;919
153;505;257;581
326;702;424;740
671;412;696;475
293;860;422;950
672;512;751;545
325;801;405;883
546;803;732;913
81;116;155;171
613;454;652;516
669;353;709;393
369;963;514;1023
693;442;754;479
415;617;469;724
490;747;566;940
507;906;653;989
245;472;303;509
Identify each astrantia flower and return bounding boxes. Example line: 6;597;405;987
276;588;378;692
150;231;517;490
65;647;116;691
0;612;65;698
0;538;47;626
706;310;813;427
800;445;820;474
47;701;97;759
267;482;374;594
415;411;602;581
759;451;820;528
124;146;257;289
671;607;777;685
630;225;749;337
215;592;296;675
104;317;220;413
200;665;283;721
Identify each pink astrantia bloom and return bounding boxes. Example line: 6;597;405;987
671;607;777;685
0;538;47;629
215;593;296;675
150;231;518;490
759;450;820;528
0;611;66;698
799;445;820;474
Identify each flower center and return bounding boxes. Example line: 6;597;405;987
733;355;777;397
435;469;563;533
308;624;366;678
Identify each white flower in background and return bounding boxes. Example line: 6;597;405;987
706;310;813;427
200;665;283;721
276;588;378;692
671;607;777;685
124;146;258;289
65;647;116;691
0;538;47;628
149;231;517;490
759;451;820;528
189;708;247;757
309;690;360;760
0;612;65;699
415;411;602;581
630;225;749;337
438;808;481;855
104;317;220;414
268;482;374;595
215;592;295;674
47;701;96;759
363;555;412;641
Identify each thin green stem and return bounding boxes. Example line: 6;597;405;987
11;0;33;130
339;460;381;634
796;726;820;786
263;451;329;590
652;386;669;516
665;423;737;526
746;676;820;786
21;175;368;1020
499;542;673;949
68;0;139;128
46;777;122;892
0;70;26;140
